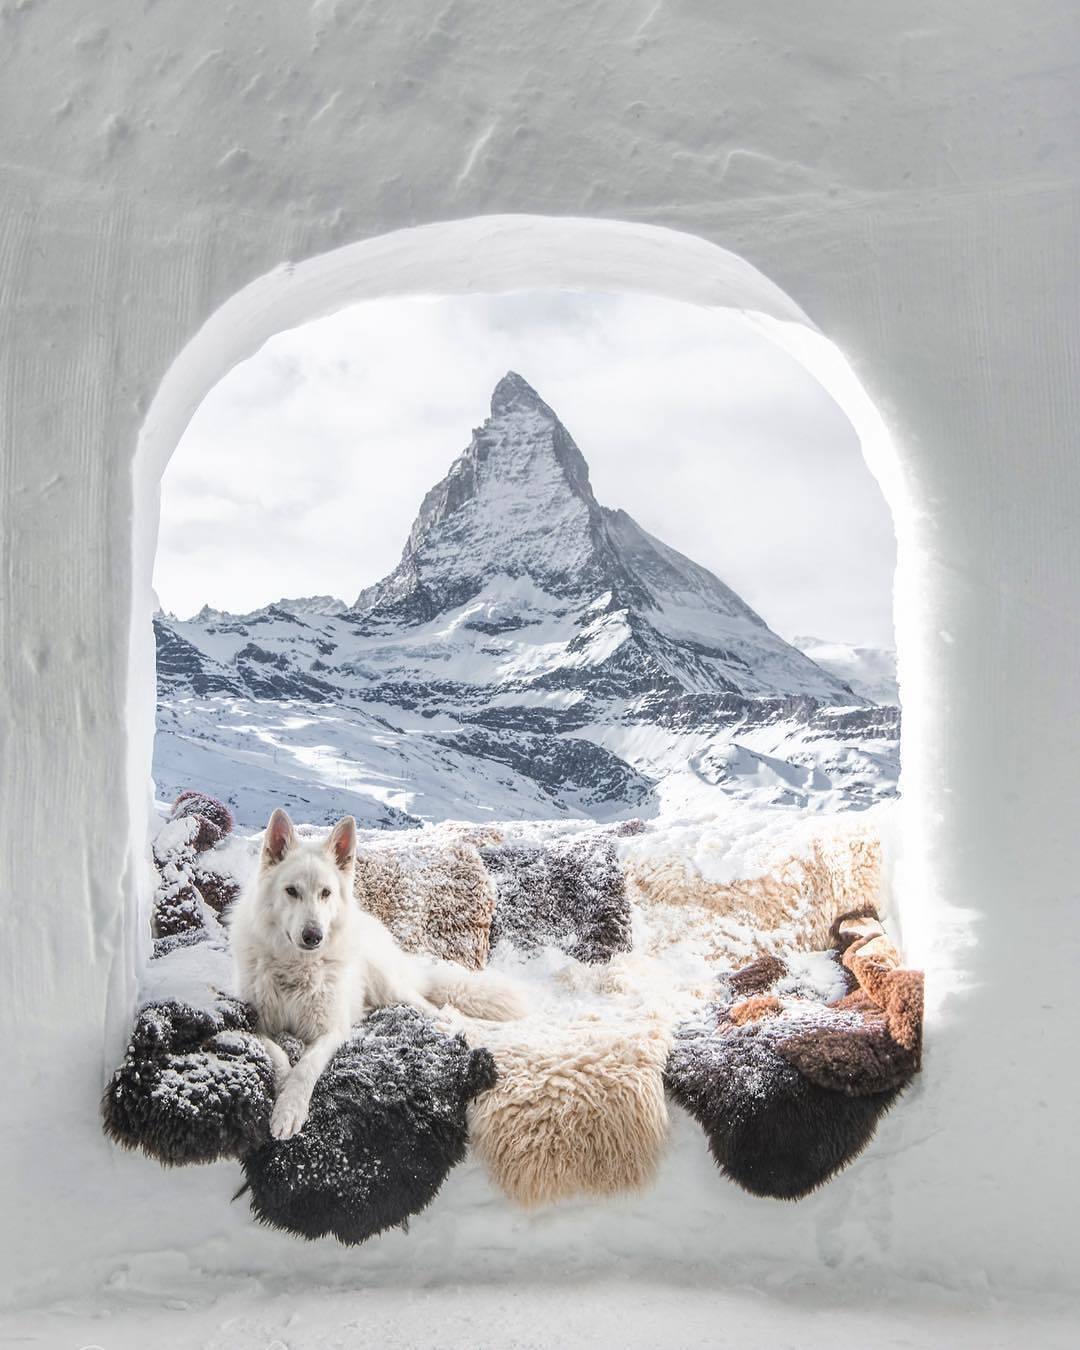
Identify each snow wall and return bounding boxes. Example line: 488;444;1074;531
2;0;1079;1306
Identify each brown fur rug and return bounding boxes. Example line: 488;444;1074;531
353;833;496;970
664;912;923;1199
151;793;237;949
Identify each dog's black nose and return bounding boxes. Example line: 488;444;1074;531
300;924;323;949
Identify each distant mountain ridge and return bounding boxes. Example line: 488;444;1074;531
154;374;898;828
793;635;898;706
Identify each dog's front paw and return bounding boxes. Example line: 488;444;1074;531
270;1086;310;1140
435;1004;468;1035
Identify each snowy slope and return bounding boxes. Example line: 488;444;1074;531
794;635;899;705
154;375;898;827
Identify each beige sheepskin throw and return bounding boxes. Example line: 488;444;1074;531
353;833;496;970
623;825;882;967
468;1021;672;1207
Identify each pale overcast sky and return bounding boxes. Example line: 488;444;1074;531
154;292;896;648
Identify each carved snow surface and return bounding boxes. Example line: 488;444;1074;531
154;374;899;827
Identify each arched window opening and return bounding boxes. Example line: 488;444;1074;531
112;220;922;1237
151;291;900;838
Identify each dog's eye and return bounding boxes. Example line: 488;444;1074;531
320;887;331;899
284;885;300;898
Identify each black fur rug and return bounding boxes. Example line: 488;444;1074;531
102;998;496;1244
242;1006;496;1244
481;836;632;964
664;951;918;1199
102;998;276;1166
665;1009;905;1199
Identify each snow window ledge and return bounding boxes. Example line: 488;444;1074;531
103;796;922;1238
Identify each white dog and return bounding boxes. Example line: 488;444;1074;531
230;808;526;1139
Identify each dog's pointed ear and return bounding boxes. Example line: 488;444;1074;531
262;808;298;869
326;815;357;872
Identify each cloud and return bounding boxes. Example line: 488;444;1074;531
155;292;896;646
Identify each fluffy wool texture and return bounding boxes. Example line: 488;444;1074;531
664;920;923;1200
109;802;922;1232
151;794;238;942
622;828;883;966
242;1006;496;1244
103;999;496;1244
482;835;633;964
353;833;496;970
101;998;275;1166
468;1019;671;1207
189;863;241;916
150;927;220;960
172;790;235;837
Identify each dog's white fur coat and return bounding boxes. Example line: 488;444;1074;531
230;809;525;1139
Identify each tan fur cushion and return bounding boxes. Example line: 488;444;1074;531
468;1021;671;1207
623;829;883;966
353;834;496;970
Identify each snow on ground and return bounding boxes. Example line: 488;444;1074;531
155;684;900;833
8;1272;1079;1349
154;690;658;832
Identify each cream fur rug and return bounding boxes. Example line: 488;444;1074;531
462;937;720;1207
468;1015;672;1207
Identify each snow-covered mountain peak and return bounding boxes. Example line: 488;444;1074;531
274;595;348;618
490;369;552;417
153;375;897;829
354;373;602;616
350;374;855;707
484;370;595;502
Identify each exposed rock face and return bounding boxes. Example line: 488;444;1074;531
154;374;898;827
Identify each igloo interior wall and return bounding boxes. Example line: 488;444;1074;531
2;0;1079;1309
